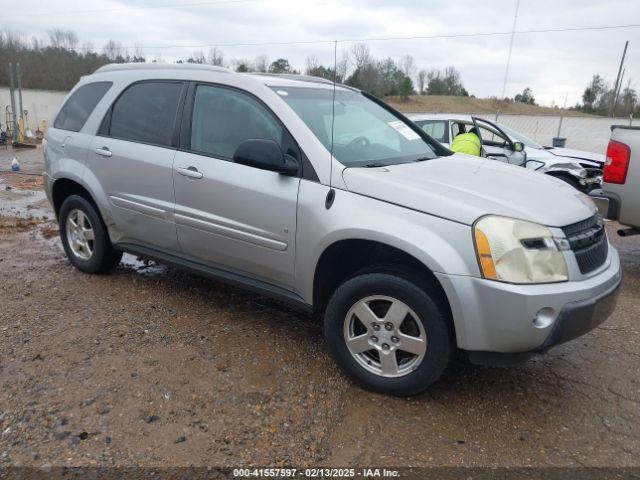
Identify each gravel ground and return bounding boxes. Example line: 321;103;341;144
0;146;639;469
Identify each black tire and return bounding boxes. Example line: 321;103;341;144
324;271;451;396
58;194;122;274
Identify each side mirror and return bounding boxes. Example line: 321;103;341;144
513;141;525;152
233;139;298;175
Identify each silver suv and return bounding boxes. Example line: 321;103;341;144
44;63;622;396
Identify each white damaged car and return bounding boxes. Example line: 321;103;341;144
409;114;604;192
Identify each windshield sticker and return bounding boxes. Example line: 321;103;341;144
388;121;420;141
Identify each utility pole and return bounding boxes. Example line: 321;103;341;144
8;63;18;142
16;63;24;123
500;0;520;100
609;41;628;117
613;68;626;117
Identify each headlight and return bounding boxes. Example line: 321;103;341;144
474;216;568;284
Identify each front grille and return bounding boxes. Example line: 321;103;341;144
562;214;608;274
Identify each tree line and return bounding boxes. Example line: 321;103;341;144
0;29;470;101
572;74;639;117
4;28;636;116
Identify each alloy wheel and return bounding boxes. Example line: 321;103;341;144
343;295;427;378
65;208;95;261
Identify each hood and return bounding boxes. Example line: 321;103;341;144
546;147;605;168
342;154;597;227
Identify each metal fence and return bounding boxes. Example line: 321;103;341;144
494;114;633;154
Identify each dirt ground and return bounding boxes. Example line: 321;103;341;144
0;146;639;469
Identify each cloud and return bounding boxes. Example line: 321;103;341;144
4;0;640;104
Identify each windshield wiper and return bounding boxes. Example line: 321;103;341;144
362;162;388;168
413;157;432;162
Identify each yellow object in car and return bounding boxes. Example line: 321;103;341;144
450;132;481;156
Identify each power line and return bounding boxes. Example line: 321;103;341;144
338;23;640;44
66;22;640;51
7;0;263;17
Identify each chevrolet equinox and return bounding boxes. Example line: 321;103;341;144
44;63;622;395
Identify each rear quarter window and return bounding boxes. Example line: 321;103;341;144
105;81;184;147
54;82;112;132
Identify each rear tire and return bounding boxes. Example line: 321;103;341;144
59;195;122;274
324;271;451;396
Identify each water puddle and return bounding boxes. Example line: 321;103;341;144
120;253;168;277
0;185;51;220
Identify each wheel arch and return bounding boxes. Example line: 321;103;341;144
312;238;455;337
52;177;95;218
51;175;116;241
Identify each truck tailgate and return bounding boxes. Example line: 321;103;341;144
603;126;640;229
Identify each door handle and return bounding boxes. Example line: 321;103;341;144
177;166;203;179
94;146;112;157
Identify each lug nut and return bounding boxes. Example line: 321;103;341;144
372;324;381;331
382;343;390;350
371;336;378;343
385;323;393;331
391;336;399;343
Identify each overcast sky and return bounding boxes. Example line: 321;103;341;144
5;0;640;105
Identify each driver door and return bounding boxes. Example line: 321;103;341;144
471;117;526;166
172;83;301;288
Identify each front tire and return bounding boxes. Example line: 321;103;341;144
324;272;451;396
59;195;122;274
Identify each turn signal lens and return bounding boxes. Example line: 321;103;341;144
474;228;498;280
604;140;631;185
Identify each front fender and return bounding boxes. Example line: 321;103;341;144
295;181;479;305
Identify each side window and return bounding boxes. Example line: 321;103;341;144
54;82;112;132
418;121;447;143
107;81;183;147
478;124;508;145
451;122;467;138
190;85;283;159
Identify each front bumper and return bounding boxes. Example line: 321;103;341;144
434;246;622;359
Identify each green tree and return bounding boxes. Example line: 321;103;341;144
269;58;291;74
399;76;414;102
582;74;607;113
514;87;536;105
426;66;468;96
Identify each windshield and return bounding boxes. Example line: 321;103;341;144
497;123;543;149
272;86;439;167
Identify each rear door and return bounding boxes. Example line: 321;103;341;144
47;82;113;170
172;83;300;288
87;80;186;251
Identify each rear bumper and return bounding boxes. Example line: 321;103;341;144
43;172;55;209
590;189;620;220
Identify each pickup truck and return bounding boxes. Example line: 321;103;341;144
601;126;639;236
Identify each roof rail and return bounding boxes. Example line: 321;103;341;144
249;72;337;86
94;63;232;74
